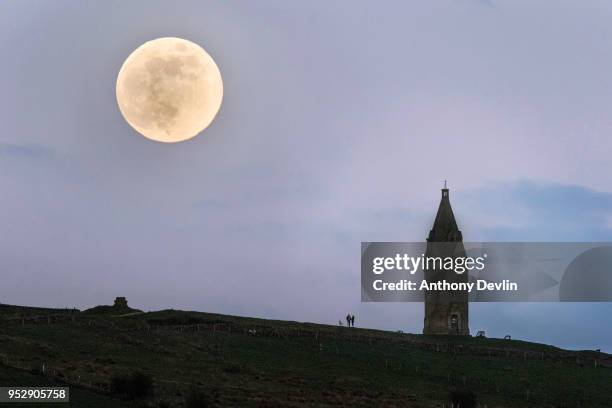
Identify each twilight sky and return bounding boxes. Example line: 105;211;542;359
1;0;612;351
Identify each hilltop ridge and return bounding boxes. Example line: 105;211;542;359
0;303;611;407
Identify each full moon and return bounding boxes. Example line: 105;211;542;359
116;37;223;143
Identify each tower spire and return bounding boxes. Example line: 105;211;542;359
427;183;461;242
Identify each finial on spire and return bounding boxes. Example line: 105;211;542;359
442;179;449;197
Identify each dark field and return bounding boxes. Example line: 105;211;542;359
0;304;610;407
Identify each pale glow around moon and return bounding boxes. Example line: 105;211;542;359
116;37;223;143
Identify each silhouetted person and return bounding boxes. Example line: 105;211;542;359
346;314;351;327
350;315;355;327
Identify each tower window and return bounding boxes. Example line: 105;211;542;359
450;314;459;333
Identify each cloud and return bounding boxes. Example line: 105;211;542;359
449;181;612;351
459;0;496;8
193;199;227;210
0;143;54;160
456;181;612;241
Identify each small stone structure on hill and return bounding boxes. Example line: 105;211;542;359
114;297;128;308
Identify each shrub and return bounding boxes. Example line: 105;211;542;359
448;388;477;408
223;364;242;374
29;363;43;375
185;387;210;408
110;371;154;400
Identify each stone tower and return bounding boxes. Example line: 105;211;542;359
423;186;470;335
114;297;128;308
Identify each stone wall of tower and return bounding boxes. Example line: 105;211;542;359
423;188;470;336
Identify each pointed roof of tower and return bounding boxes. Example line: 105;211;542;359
427;185;462;242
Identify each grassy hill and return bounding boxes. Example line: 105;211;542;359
0;363;131;408
0;304;610;407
